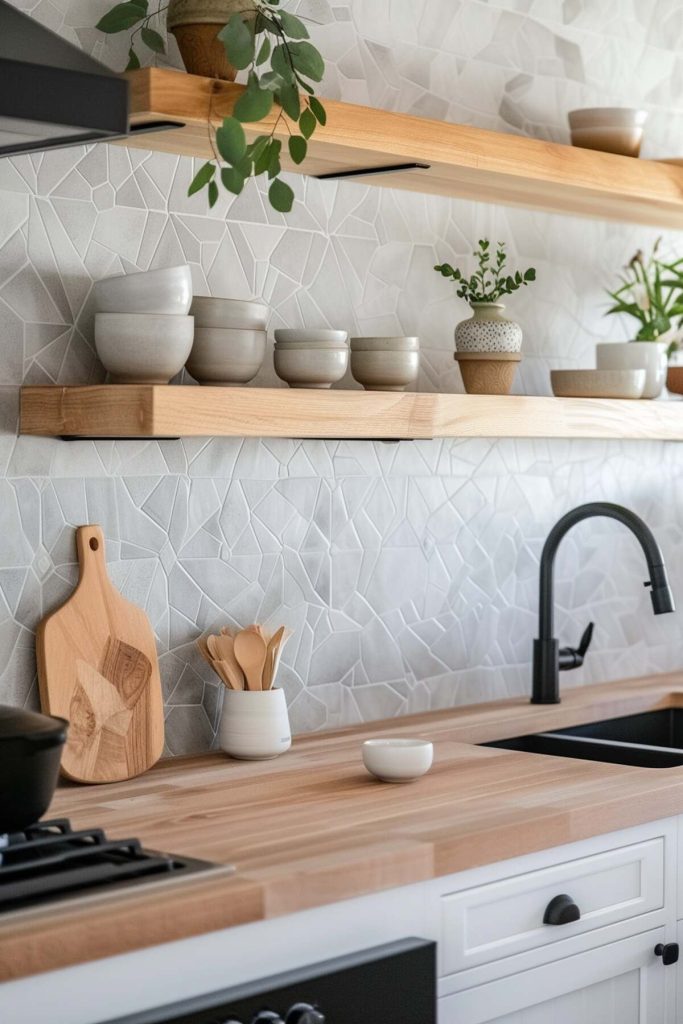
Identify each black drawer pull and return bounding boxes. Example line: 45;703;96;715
655;942;679;965
543;894;581;925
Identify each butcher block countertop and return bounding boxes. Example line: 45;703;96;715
6;670;683;982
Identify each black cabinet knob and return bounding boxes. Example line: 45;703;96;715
252;1013;284;1024
286;1004;325;1024
543;893;581;925
655;942;679;965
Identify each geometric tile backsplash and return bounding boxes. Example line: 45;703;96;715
2;0;683;753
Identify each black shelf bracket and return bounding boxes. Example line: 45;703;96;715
316;162;431;181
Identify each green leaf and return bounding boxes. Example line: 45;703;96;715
208;180;219;208
254;139;273;176
299;107;316;139
125;47;141;70
218;13;255;71
288;41;325;82
96;2;147;33
268;178;294;213
524;268;536;282
271;44;295;82
309;96;327;126
277;10;309;39
256;36;271;65
278;83;301;121
215;117;247;165
188;161;215;196
141;26;165;53
268;139;282;179
221;166;246;195
234;79;274;122
289;135;307;164
259;70;285;91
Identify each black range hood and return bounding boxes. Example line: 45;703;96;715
0;0;129;157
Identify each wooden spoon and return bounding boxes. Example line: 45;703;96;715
263;626;286;690
233;629;268;692
209;633;245;689
271;627;293;684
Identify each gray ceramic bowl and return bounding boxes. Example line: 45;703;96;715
186;327;266;385
274;346;349;388
350;349;420;391
95;312;194;383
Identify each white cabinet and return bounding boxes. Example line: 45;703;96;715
439;929;671;1024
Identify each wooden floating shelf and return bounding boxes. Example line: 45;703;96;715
124;68;683;228
19;386;683;441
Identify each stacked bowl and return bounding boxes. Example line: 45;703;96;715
274;329;349;389
93;264;194;384
350;337;420;391
187;297;267;385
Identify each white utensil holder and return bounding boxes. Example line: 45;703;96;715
219;688;292;760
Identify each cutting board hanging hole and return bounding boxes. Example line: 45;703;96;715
90;538;99;551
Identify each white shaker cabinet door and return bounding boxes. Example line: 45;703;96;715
439;928;671;1024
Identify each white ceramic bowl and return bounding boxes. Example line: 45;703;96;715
274;346;349;388
350;349;420;391
568;108;648;157
595;341;668;400
274;329;349;347
94;313;194;383
350;336;419;352
191;296;268;330
186;327;266;385
362;738;434;783
550;368;646;399
93;264;192;315
219;688;291;761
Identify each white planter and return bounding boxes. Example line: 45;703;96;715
595;341;668;400
219;688;291;761
454;303;523;353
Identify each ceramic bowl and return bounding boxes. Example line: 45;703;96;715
568;108;648;157
191;296;268;330
93;264;192;315
350;349;420;391
274;346;349;388
94;313;194;384
595;341;667;399
362;738;434;783
550;369;646;399
350;336;419;352
274;329;349;347
186;327;266;385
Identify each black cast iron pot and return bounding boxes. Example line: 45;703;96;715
0;705;68;835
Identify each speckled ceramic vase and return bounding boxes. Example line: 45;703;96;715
168;0;254;79
454;302;523;354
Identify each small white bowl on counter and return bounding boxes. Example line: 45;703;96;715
362;738;434;783
93;264;192;315
94;312;194;384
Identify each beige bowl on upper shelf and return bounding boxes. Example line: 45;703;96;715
186;327;266;385
191;296;268;331
550;369;646;399
93;264;193;316
568;108;648;157
350;337;420;391
95;312;194;384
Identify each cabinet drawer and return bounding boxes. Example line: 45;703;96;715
441;837;664;975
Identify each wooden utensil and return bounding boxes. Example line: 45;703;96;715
208;633;245;689
233;629;268;692
263;626;286;690
36;525;164;784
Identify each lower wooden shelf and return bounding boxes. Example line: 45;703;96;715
18;385;683;441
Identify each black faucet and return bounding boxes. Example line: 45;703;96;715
532;502;675;704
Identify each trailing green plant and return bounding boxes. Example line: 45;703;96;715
96;0;327;214
434;240;536;303
605;238;683;349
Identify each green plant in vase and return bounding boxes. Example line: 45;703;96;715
605;239;683;353
434;239;536;303
96;0;327;214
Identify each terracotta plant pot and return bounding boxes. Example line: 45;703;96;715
666;366;683;396
167;0;254;80
454;351;521;395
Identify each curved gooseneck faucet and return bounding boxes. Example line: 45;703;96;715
532;502;675;704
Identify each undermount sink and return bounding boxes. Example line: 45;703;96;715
482;709;683;769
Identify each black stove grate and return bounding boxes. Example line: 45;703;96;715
0;819;214;912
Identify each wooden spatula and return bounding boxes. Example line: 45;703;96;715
36;525;164;784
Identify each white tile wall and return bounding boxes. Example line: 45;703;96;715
2;0;683;753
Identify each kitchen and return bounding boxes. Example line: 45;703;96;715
3;0;683;1022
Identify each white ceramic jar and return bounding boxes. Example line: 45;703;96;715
454;303;523;353
219;688;291;760
595;341;668;399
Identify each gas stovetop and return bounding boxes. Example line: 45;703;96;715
0;818;214;913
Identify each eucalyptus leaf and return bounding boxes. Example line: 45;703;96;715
208;180;219;208
277;10;309;39
96;1;146;33
269;178;294;213
288;135;307;164
218;13;255;71
299;108;316;139
271;44;295;82
268;139;282;179
288;41;324;81
254;139;274;176
216;117;247;165
141;26;165;53
259;70;285;91
256;36;271;65
221;166;246;195
125;47;141;70
309;96;327;126
188;161;215;196
278;83;301;121
234;80;274;122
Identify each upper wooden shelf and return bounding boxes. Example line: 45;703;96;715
124;68;683;228
19;385;683;441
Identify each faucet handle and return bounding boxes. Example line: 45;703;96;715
559;622;594;671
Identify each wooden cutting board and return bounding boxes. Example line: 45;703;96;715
36;525;164;784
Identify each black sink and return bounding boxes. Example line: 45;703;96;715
483;710;683;769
